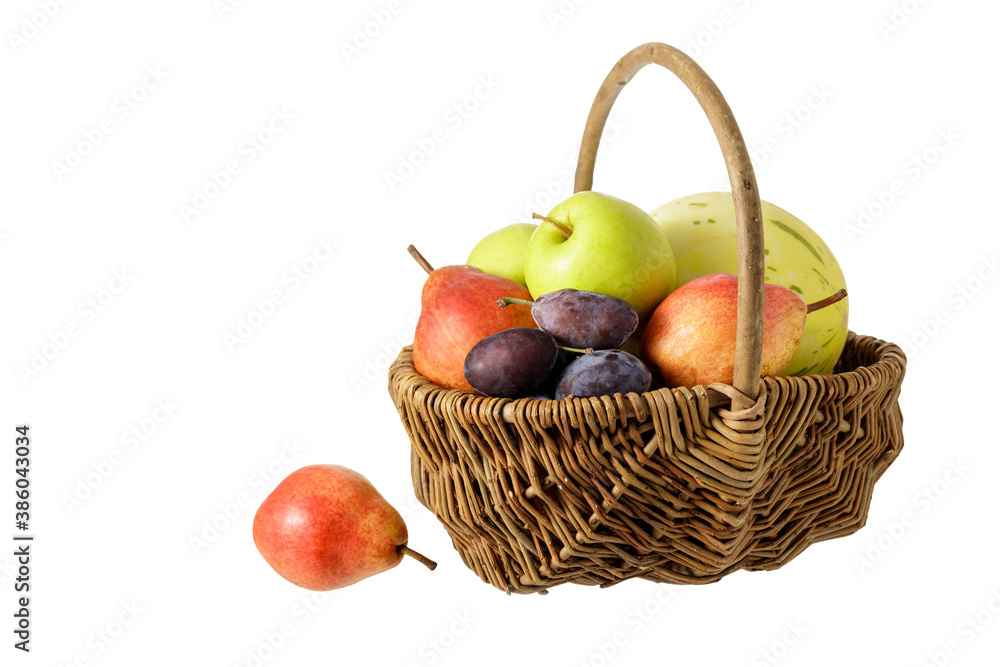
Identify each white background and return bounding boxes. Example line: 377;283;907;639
2;0;999;665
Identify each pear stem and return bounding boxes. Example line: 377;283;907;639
806;288;848;314
496;296;534;309
532;212;572;239
398;544;437;571
407;245;435;275
558;345;594;355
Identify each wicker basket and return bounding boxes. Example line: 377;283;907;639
388;43;906;594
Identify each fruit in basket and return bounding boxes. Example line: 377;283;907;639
555;349;652;400
464;327;558;398
466;222;537;288
497;288;638;350
650;192;848;376
252;465;437;591
410;246;536;393
523;192;676;322
640;273;846;388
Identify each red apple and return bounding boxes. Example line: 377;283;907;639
639;273;807;388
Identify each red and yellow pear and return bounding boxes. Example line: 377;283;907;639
252;465;436;591
410;246;536;392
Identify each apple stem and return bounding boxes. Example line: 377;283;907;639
532;212;573;239
398;544;438;571
806;288;848;314
407;245;435;275
557;345;594;355
497;296;534;309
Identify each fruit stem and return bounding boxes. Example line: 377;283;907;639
532;212;573;239
407;245;435;275
496;296;534;309
557;345;594;355
398;544;438;571
806;288;848;314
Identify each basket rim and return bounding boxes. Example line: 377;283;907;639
389;330;906;424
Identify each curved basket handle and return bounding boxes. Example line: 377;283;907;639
574;42;765;402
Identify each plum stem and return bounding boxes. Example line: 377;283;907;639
398;545;437;571
407;245;434;275
496;296;534;309
557;345;594;355
532;212;572;239
806;288;848;314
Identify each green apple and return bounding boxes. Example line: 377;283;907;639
650;192;848;377
524;191;676;322
466;222;536;287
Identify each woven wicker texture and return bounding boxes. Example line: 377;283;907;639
389;333;904;593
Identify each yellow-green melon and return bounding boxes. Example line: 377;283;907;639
650;192;848;377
